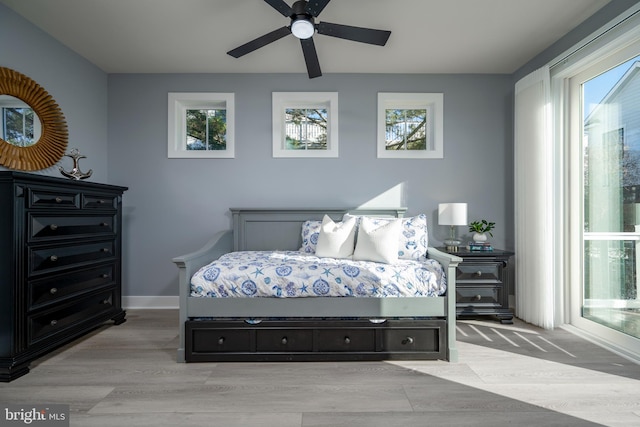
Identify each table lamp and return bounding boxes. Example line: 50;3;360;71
438;203;468;251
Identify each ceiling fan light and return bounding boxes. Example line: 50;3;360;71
291;19;315;39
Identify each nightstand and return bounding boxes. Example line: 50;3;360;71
440;247;515;324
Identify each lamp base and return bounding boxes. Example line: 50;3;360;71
444;238;462;252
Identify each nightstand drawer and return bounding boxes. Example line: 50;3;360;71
316;328;375;352
457;286;502;307
257;329;313;352
28;264;115;310
456;263;500;282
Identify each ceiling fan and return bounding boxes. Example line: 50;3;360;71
227;0;392;79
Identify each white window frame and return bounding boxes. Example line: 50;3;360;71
168;92;235;158
272;92;338;158
377;93;443;159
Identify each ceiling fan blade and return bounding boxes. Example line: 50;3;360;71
300;38;322;79
227;26;291;58
263;0;294;17
317;21;391;46
305;0;331;17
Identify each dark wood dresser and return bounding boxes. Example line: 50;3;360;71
0;171;127;381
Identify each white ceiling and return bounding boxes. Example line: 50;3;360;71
1;0;610;75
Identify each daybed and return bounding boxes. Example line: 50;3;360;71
173;208;462;363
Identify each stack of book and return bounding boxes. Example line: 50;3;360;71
468;241;493;251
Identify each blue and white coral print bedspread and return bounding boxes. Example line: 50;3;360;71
191;251;446;298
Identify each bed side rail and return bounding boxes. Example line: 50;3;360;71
173;230;233;362
427;246;462;362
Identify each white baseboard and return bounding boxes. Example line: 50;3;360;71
123;296;179;309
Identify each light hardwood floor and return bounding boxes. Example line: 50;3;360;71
1;309;639;427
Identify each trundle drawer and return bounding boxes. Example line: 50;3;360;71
28;289;116;345
256;329;313;352
29;214;115;241
28;264;115;310
381;327;441;352
28;188;80;209
316;328;375;352
29;241;116;275
189;329;252;353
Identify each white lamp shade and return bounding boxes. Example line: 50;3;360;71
438;203;468;226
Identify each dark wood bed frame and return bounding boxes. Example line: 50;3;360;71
173;208;462;363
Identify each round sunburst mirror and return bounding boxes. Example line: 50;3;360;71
0;67;68;171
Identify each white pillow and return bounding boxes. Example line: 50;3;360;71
353;217;402;264
314;215;357;259
344;214;428;260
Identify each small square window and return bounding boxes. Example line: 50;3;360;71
273;92;338;158
377;93;443;159
168;93;234;158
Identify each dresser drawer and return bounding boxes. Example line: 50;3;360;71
380;328;441;352
28;188;80;209
316;328;375;352
456;263;500;283
189;328;253;353
29;214;115;241
28;264;115;310
457;286;502;307
28;289;116;345
256;329;313;352
83;194;118;210
29;240;116;275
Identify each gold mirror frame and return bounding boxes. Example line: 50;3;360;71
0;67;68;171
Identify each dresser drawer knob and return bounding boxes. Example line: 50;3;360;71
100;222;109;227
281;337;288;345
476;294;482;301
49;224;58;231
344;336;351;344
55;197;62;203
476;271;483;276
49;255;58;262
50;287;58;295
97;199;105;204
102;299;110;305
101;248;110;253
50;320;58;327
101;273;109;279
217;337;225;345
402;336;414;345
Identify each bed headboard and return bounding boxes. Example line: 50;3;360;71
230;207;407;251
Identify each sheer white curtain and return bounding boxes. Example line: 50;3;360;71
514;65;556;329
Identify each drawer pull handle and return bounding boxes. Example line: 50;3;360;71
217;337;225;345
50;320;58;326
281;337;288;345
101;273;109;279
50;287;58;295
476;271;483;277
344;336;351;344
97;199;105;204
49;224;58;231
476;294;482;301
55;197;62;203
49;255;58;262
102;299;110;305
403;336;414;345
100;222;109;227
101;248;110;253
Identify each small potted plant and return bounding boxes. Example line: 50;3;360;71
469;219;495;242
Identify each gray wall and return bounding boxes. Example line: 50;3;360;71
108;73;513;296
0;3;109;181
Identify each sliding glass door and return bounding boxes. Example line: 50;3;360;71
573;49;640;344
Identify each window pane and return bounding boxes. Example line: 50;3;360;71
385;109;427;151
186;109;226;151
583;56;640;340
3;107;36;147
285;108;328;150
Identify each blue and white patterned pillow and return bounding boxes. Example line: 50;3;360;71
299;220;322;253
343;213;428;260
